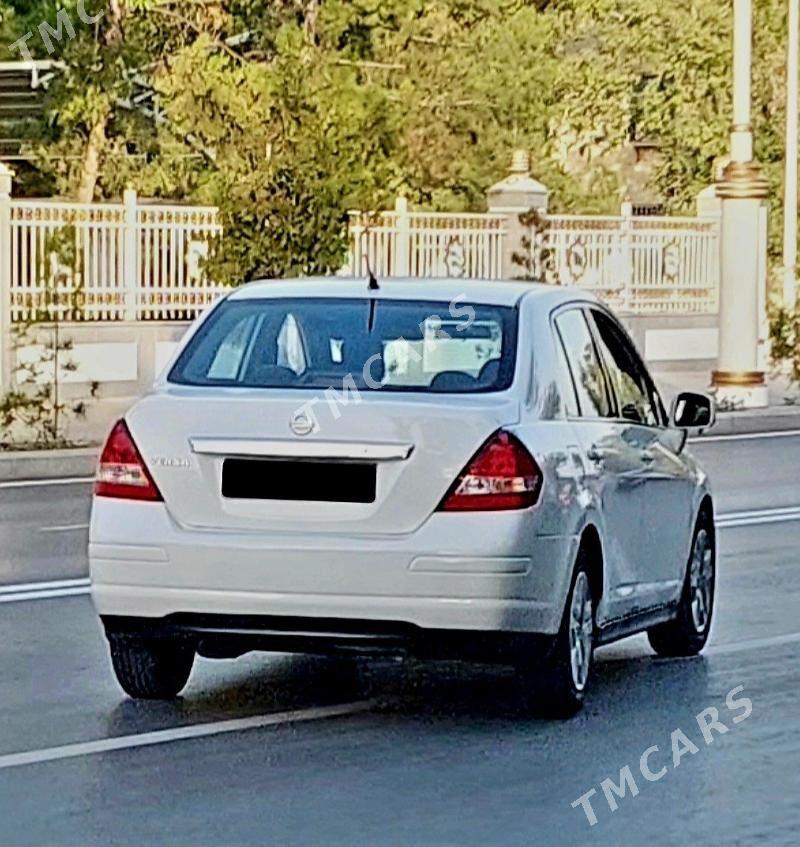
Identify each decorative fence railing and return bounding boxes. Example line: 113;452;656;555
0;187;720;325
347;199;721;316
529;210;720;315
5;190;224;322
347;199;508;281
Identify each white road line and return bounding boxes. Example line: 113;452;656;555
0;700;375;771
0;578;89;595
0;578;90;604
717;506;800;528
706;631;800;656
38;523;90;534
692;429;800;444
721;505;800;517
0;477;94;491
603;630;800;665
0;587;91;604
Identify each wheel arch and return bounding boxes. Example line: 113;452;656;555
697;494;716;544
697;493;714;522
577;523;604;608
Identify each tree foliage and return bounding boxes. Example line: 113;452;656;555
770;305;800;398
0;0;796;281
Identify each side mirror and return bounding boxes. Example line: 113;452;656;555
671;392;716;431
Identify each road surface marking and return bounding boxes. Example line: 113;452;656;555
645;631;800;663
717;506;800;528
38;523;90;534
692;429;800;444
602;630;800;667
706;631;800;656
0;578;90;604
0;477;94;490
0;578;89;594
0;586;90;603
0;700;375;771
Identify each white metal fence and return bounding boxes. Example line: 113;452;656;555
5;190;224;322
348;199;721;316
0;187;720;326
530;209;720;315
347;198;507;281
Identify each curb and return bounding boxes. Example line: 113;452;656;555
0;446;98;483
700;406;800;437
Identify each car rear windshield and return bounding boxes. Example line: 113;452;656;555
168;297;518;393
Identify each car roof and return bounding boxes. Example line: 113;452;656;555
226;277;599;309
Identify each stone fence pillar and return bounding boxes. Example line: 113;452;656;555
487;150;549;279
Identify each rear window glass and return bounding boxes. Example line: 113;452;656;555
168;297;518;393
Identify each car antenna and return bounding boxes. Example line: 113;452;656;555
367;262;380;292
358;220;380;291
367;262;379;331
359;230;380;330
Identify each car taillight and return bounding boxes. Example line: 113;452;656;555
438;430;542;512
95;420;163;502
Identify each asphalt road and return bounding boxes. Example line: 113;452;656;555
0;431;798;846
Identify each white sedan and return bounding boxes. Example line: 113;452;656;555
90;278;716;717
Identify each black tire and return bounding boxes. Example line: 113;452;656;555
108;634;195;700
518;551;596;719
648;511;715;658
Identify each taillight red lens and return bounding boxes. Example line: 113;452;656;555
95;420;163;502
438;430;542;512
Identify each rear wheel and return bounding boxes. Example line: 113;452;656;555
648;513;715;657
518;555;595;718
108;634;195;700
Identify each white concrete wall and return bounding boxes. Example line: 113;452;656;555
8;313;719;444
9;322;191;443
623;314;719;373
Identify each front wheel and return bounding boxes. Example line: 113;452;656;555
108;634;195;700
648;514;715;657
518;558;595;719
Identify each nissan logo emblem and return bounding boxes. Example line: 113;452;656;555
290;411;315;437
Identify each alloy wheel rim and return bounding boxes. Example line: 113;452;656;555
689;528;714;633
569;572;593;692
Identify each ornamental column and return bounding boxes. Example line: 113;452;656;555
783;0;799;307
712;0;770;407
0;162;14;395
487;150;549;280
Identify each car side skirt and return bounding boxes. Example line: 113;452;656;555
595;602;679;647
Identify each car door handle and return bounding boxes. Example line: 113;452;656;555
640;449;656;464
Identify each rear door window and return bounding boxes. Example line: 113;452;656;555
169;297;518;393
554;309;612;418
588;309;666;427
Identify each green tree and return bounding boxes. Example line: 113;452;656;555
2;0;798;282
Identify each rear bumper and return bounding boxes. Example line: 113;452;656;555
101;613;553;663
90;499;578;636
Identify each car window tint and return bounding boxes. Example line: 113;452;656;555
554;309;612;418
205;312;259;380
169;298;518;393
589;310;660;426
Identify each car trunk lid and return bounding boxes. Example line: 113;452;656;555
126;387;521;535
